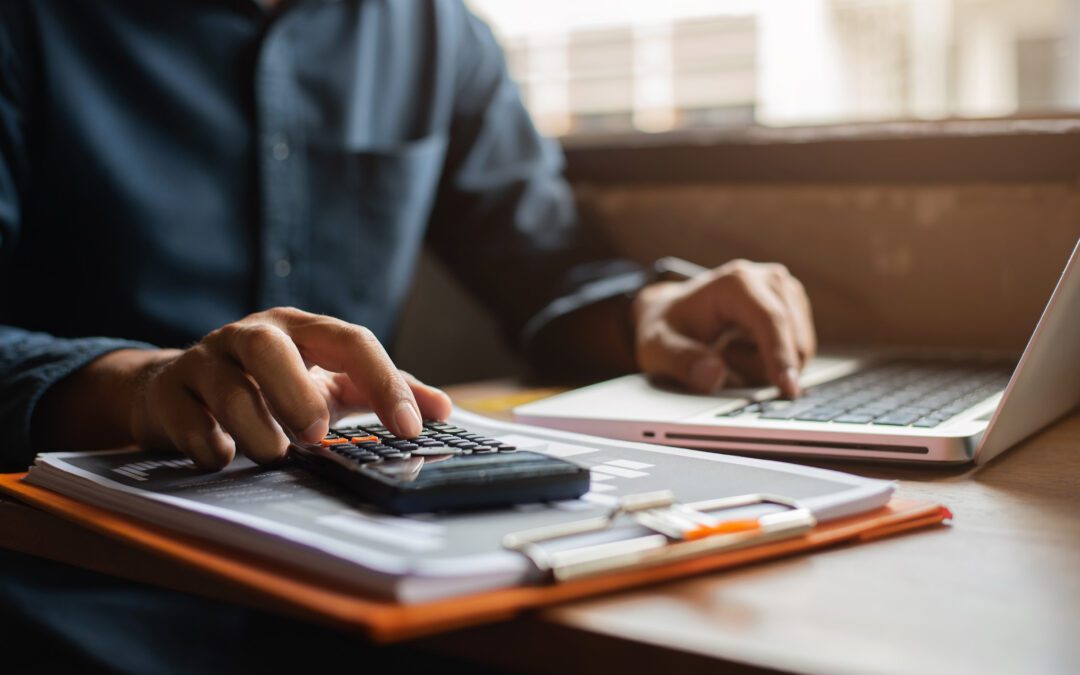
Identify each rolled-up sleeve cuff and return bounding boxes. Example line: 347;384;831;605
519;262;649;357
3;336;155;471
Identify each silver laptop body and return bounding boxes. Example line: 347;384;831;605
516;240;1080;464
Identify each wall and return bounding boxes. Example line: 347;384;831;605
395;118;1080;385
579;180;1080;350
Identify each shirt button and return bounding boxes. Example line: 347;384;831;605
273;258;292;278
271;136;290;161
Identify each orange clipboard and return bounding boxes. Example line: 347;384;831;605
0;472;950;643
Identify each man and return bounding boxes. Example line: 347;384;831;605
0;0;814;669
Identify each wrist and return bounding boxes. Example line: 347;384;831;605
117;348;183;443
631;281;681;330
33;347;181;452
628;281;681;366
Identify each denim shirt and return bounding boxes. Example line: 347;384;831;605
0;0;644;469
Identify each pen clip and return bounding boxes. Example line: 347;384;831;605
503;492;816;583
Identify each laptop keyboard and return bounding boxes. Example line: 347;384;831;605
721;360;1014;428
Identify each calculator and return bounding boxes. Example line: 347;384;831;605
288;420;591;514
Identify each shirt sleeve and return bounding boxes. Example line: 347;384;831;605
0;5;153;471
425;4;649;368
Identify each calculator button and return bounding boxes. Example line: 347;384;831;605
411;447;462;457
497;445;518;453
320;437;349;446
472;445;497;454
349;435;379;444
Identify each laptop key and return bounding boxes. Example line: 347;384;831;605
795;409;843;422
834;414;876;424
873;412;921;426
759;403;819;420
759;410;796;420
913;417;943;428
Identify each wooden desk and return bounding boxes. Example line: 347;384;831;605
3;380;1079;675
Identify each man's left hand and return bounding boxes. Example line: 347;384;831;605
631;259;816;398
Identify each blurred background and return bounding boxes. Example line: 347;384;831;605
395;0;1080;386
470;0;1080;136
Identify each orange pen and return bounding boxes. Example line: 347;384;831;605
684;519;761;541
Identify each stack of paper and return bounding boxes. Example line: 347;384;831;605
24;410;894;603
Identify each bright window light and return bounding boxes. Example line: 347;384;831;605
468;0;1080;136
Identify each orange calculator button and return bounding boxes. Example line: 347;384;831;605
320;438;349;446
350;436;379;444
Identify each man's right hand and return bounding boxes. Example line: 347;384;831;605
33;307;452;470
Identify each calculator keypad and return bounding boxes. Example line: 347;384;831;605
314;420;517;465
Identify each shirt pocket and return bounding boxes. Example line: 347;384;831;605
306;132;448;336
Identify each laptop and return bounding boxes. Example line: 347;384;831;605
515;240;1080;465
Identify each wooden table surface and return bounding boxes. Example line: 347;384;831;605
3;379;1079;675
436;380;1080;675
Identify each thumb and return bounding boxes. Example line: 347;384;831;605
639;322;729;394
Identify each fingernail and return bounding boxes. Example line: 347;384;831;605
301;418;328;443
780;367;802;398
394;400;422;438
689;356;727;393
